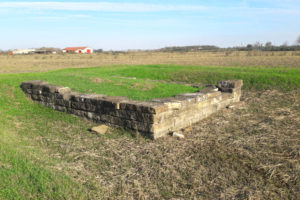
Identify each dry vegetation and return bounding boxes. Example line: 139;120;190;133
33;90;300;199
0;50;300;74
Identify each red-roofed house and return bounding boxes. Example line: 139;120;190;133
63;47;93;54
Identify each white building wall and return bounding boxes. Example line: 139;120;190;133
74;48;93;54
12;49;36;55
82;48;93;54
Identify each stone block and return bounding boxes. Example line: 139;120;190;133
69;93;85;102
165;101;182;110
111;110;155;123
124;120;153;133
150;103;169;114
84;103;97;112
172;132;185;139
100;115;124;126
41;92;53;98
31;89;43;95
56;87;71;94
119;101;158;113
32;83;48;92
92;115;101;122
54;105;66;112
21;82;33;90
71;101;86;110
54;99;70;107
82;94;107;104
69;109;85;117
206;91;222;99
217;80;243;92
84;112;94;120
63;92;79;101
91;125;110;135
70;100;96;112
53;93;64;99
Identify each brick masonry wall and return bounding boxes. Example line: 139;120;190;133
21;80;243;139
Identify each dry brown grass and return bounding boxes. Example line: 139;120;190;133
30;89;300;199
1;50;300;74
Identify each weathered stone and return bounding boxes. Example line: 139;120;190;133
54;105;66;112
119;101;160;114
226;105;235;109
71;101;88;111
84;112;94;119
217;80;243;93
172;132;185;139
31;89;43;95
124;120;153;133
21;82;33;90
206;91;222;98
85;103;97;112
91;125;110;135
57;87;71;94
54;99;70;107
21;80;243;140
165;102;182;110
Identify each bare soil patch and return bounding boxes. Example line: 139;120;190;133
91;77;112;84
130;83;156;91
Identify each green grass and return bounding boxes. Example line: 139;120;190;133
169;65;300;90
45;65;300;92
0;80;96;199
0;143;88;200
2;65;299;102
1;65;200;101
0;64;299;199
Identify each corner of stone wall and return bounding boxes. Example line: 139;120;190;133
21;79;243;140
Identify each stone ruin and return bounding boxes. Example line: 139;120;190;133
21;80;243;139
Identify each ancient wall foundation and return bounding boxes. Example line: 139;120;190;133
21;80;243;139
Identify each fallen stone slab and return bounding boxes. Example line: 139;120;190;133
91;125;110;135
172;132;185;139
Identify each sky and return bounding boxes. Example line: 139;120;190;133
0;0;300;50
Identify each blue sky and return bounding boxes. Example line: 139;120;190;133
0;0;300;50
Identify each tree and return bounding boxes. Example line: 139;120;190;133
265;42;272;48
296;35;300;45
281;41;288;47
253;42;263;50
265;42;273;50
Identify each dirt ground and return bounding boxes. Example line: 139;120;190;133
38;89;299;199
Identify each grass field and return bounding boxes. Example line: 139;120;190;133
1;50;300;74
0;63;300;199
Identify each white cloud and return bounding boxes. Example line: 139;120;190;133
0;2;207;12
0;1;299;16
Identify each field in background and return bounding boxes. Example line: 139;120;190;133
0;50;300;74
0;60;299;198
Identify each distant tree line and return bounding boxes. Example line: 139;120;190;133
236;41;300;51
153;35;300;52
156;42;300;53
157;45;219;52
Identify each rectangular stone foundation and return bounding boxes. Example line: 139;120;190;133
21;80;243;139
